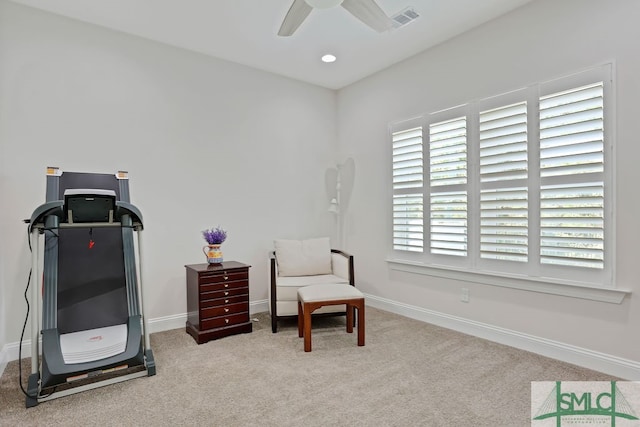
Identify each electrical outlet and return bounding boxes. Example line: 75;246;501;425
461;288;470;303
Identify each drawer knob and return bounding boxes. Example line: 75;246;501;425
225;299;229;304
224;275;229;280
224;284;229;288
224;291;229;296
225;319;230;324
224;308;230;313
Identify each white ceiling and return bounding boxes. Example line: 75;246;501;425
9;0;535;89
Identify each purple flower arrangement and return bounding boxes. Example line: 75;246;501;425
202;226;227;245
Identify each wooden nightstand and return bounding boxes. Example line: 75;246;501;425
185;261;252;344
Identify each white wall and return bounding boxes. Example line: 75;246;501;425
0;1;338;345
337;0;640;369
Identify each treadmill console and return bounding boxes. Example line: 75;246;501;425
64;189;116;223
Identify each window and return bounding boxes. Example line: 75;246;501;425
390;65;613;288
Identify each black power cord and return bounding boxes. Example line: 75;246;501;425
18;224;32;397
19;223;60;400
17;273;32;397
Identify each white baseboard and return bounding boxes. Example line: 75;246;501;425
0;346;7;380
147;313;186;334
365;294;640;380
3;339;32;368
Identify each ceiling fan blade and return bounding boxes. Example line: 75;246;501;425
341;0;393;33
278;0;314;36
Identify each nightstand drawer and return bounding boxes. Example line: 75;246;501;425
199;270;248;284
201;302;248;319
200;286;247;302
201;312;249;330
200;279;248;293
200;294;247;309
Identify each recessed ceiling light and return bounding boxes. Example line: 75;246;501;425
321;54;337;63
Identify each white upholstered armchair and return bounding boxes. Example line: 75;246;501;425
269;237;355;333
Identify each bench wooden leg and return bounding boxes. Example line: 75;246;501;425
303;302;313;352
297;301;303;338
346;303;354;334
357;299;365;346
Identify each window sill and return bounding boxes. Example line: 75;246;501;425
386;258;630;304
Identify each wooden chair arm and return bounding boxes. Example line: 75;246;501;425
270;251;277;319
331;249;355;287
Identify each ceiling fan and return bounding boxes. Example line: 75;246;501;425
278;0;394;37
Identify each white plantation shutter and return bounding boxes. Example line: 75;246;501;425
480;188;528;261
479;102;528;262
393;194;423;252
430;191;467;256
479;102;528;182
429;117;467;187
429;116;467;256
540;83;604;177
539;82;605;269
540;183;604;268
392;127;424;252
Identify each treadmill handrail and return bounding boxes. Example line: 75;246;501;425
29;201;64;232
116;201;143;229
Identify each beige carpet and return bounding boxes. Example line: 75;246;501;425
0;307;615;426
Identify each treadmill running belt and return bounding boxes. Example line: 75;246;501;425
60;324;127;364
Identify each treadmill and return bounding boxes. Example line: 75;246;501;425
26;167;155;407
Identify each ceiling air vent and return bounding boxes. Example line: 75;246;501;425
392;7;420;29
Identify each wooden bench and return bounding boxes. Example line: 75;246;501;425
297;283;365;352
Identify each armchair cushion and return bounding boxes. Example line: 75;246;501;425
274;237;332;277
275;274;349;301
